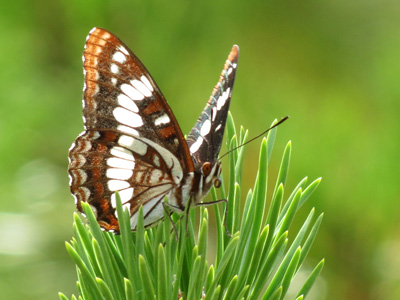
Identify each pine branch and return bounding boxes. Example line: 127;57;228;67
60;113;324;300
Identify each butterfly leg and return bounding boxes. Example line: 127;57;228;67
196;199;231;237
163;199;193;237
162;202;183;241
184;198;193;237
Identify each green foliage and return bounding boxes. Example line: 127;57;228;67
60;114;323;300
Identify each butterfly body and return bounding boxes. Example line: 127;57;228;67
68;28;238;231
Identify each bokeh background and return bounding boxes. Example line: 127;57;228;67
1;0;399;299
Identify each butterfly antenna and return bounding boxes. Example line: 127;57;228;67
219;116;289;160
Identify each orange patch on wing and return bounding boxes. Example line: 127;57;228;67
91;168;101;181
85;80;98;99
103;131;118;142
99;219;119;232
85;66;98;81
94;182;105;197
91;154;102;166
158;125;176;139
85;42;99;53
108;214;120;229
142;100;163;115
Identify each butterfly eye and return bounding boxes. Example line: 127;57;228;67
202;162;212;176
214;178;221;188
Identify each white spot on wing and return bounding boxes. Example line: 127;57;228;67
107;157;135;169
190;136;204;154
113;107;143;128
217;87;230;110
122;201;131;212
118;135;148;156
212;107;217;121
111;188;134;208
117;125;139;136
111;63;119;74
121;84;144;101
94;46;102;55
108;180;130;191
113;51;126;64
120;188;134;202
131;80;152;97
153;155;160;167
110;146;135;161
154;114;171;126
118;46;129;56
100;32;111;40
92;70;100;80
106;168;133;180
140;75;154;92
118;94;139;112
111;78;117;85
91;131;100;139
200;119;211;136
215;124;222;131
92;84;100;96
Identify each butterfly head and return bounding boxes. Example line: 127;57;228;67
192;160;222;204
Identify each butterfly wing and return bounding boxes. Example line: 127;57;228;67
68;28;194;231
186;45;239;165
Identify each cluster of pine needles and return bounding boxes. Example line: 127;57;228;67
60;114;324;300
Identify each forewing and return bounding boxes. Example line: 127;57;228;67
68;28;194;231
186;45;239;165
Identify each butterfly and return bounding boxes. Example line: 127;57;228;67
68;27;239;232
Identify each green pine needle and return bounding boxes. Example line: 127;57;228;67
61;113;324;300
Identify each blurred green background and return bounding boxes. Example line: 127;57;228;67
1;0;399;299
